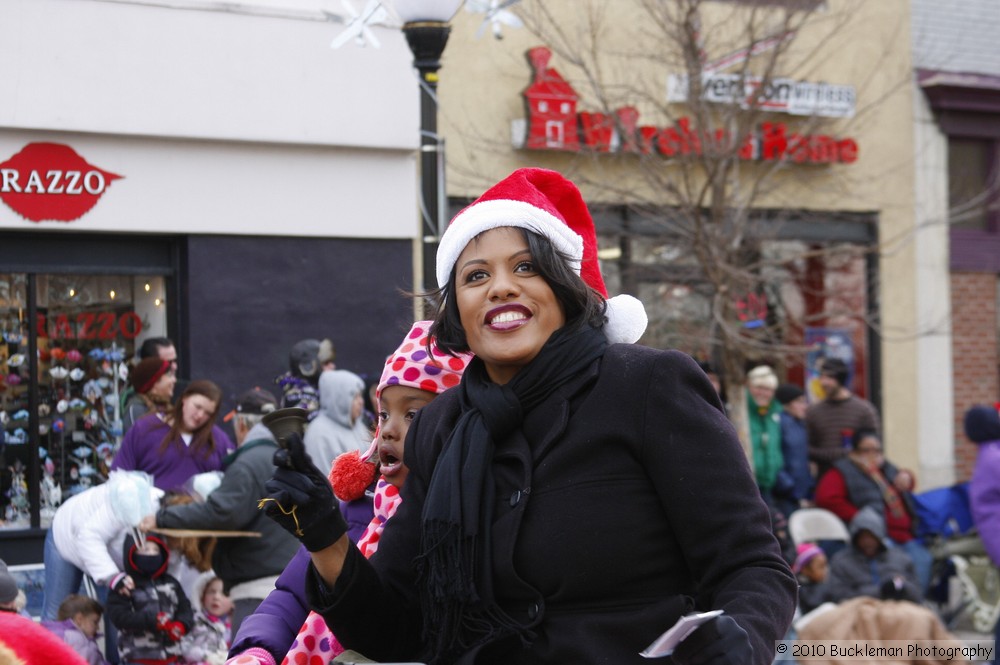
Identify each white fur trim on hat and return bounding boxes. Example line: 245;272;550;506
604;294;648;345
190;570;219;613
436;199;584;288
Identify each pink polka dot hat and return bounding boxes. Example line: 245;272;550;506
357;320;473;462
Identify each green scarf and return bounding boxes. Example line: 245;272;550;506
747;390;784;492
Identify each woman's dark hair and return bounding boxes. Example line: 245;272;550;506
139;336;173;360
159;379;223;458
428;228;607;355
850;427;880;451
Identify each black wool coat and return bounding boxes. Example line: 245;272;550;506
309;344;797;664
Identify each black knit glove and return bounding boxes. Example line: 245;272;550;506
671;615;753;665
260;432;347;552
880;576;907;600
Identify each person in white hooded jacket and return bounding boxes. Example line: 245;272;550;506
302;369;370;476
43;473;162;664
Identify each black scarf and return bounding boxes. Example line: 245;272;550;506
415;323;608;662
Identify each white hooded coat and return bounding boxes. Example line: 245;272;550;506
303;369;370;475
51;481;162;584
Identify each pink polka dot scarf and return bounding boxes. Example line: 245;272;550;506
281;483;402;664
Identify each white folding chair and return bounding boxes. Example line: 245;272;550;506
788;507;851;547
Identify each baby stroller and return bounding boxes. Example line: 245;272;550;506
913;482;1000;633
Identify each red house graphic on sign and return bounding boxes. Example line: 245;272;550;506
523;46;579;150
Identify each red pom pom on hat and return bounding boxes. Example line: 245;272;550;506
436;168;646;344
329;449;377;501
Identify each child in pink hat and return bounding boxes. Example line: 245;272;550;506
793;543;832;614
227;321;471;665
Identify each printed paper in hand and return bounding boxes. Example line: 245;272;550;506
639;609;724;658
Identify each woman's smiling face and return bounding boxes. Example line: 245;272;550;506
455;227;565;385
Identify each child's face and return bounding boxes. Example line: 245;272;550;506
137;540;159;555
201;579;233;618
377;385;436;488
802;554;829;583
74;611;101;639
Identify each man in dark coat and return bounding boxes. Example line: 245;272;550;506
142;388;298;636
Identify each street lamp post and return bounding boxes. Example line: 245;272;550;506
397;0;463;303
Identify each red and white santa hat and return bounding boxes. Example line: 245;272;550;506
436;168;647;344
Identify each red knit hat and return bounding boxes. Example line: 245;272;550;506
130;357;171;394
436;168;647;344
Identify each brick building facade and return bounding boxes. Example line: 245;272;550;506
913;0;1000;482
950;273;999;479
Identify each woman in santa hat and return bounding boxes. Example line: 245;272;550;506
260;168;796;665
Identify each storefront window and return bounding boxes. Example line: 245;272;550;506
948;138;997;231
0;273;168;529
599;231;872;400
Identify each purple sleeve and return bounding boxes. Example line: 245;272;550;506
341;496;375;544
214;426;236;458
971;443;1000;565
228;546;312;660
110;425;139;472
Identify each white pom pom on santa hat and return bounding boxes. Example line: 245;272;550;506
436;168;647;344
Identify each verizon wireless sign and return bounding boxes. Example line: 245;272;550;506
0;142;122;222
667;73;856;118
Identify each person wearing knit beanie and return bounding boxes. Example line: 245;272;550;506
774;382;811;518
793;543;825;577
792;543;831;614
775;383;805;406
964;404;1000;444
130;357;172;395
122;357;176;434
258;168;796;665
746;365;784;503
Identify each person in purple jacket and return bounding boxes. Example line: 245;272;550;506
43;594;109;665
964;403;1000;661
111;380;234;493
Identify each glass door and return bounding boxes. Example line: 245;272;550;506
1;273;169;529
0;274;29;528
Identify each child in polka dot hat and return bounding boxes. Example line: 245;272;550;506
277;321;472;665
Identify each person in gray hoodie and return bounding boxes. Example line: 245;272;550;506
303;369;371;476
826;505;923;604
